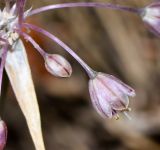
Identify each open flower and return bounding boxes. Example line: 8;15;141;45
89;73;135;119
140;1;160;36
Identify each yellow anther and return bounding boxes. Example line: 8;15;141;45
114;114;120;120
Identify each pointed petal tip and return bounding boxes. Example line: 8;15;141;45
128;89;136;97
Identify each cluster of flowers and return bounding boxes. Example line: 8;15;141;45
0;0;159;149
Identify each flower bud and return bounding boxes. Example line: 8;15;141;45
89;72;135;119
44;54;72;77
0;120;7;150
141;2;160;36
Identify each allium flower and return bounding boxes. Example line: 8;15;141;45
0;120;7;150
0;0;137;149
140;1;160;36
44;54;72;77
89;73;135;119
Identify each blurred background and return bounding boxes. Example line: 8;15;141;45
1;0;160;149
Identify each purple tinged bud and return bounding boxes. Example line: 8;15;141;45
141;2;160;36
44;54;72;77
0;120;7;150
89;72;135;119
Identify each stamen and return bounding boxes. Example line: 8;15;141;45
114;114;120;120
122;107;131;112
123;111;132;120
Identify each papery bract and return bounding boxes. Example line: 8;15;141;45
44;54;72;77
5;39;45;150
89;72;135;119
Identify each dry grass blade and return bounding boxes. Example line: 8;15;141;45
5;39;45;150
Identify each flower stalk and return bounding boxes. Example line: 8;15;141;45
23;23;97;79
16;0;26;28
20;31;46;56
5;0;11;12
29;2;139;17
21;32;72;77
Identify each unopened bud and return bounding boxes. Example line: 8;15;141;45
89;72;135;119
44;54;72;77
141;2;160;36
0;120;7;150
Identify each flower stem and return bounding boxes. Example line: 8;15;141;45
5;0;10;12
20;32;46;56
29;2;139;17
16;0;26;29
23;23;97;79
